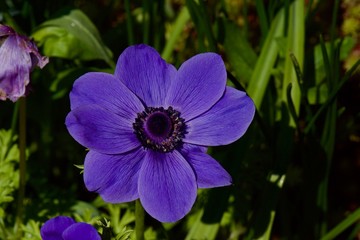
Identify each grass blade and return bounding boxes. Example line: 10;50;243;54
161;7;190;61
321;208;360;240
281;0;305;126
247;9;284;109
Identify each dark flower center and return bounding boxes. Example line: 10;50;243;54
133;106;186;152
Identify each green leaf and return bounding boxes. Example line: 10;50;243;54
161;7;190;61
305;58;360;134
223;20;258;84
49;67;112;100
321;207;360;240
116;227;133;240
247;8;284;109
185;209;219;240
22;220;42;240
71;201;100;223
0;129;19;212
32;9;114;66
308;36;356;104
281;0;305;127
186;0;217;52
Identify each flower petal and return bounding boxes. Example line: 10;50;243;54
114;44;176;107
165;52;227;120
40;216;75;240
181;144;232;188
84;148;145;203
62;223;101;240
0;24;14;36
22;36;49;69
138;150;197;222
0;35;32;102
184;87;255;146
70;72;144;115
65;105;140;154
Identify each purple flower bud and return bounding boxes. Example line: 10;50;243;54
0;24;48;102
40;216;101;240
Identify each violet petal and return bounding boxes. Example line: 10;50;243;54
185;86;255;146
84;148;145;203
138;150;197;222
114;44;176;107
0;25;14;36
165;52;226;120
0;35;32;102
65;105;140;154
62;222;101;240
23;37;49;69
70;72;144;114
181;144;232;188
40;216;75;240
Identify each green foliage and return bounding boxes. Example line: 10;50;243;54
0;129;19;218
308;37;356;104
185;210;220;240
223;20;258;84
185;0;217;52
246;7;284;109
32;9;114;66
22;220;42;240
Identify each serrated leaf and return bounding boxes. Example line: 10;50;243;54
71;200;100;222
0;129;19;210
116;227;133;240
32;9;113;65
22;220;42;240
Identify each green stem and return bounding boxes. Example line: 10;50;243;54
16;98;26;236
281;0;304;127
321;207;360;240
247;8;284;108
125;0;135;45
197;0;217;52
251;174;286;240
242;0;249;40
108;204;121;234
304;58;360;134
135;200;145;240
255;0;268;45
142;0;151;44
4;102;19;159
329;0;340;62
161;7;190;61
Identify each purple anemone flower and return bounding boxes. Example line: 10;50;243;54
66;44;255;222
40;216;100;240
0;24;48;102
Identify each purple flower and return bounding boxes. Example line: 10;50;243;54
40;216;101;240
0;24;48;102
66;44;255;222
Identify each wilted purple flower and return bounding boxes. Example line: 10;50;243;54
40;216;100;240
0;24;48;102
66;44;255;222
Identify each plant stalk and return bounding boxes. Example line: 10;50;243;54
16;97;26;236
135;199;145;240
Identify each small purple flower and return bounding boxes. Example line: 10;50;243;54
66;44;255;222
0;24;48;102
40;216;101;240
